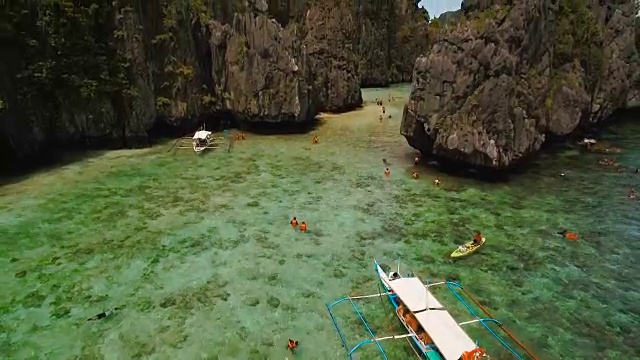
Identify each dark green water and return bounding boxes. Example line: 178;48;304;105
0;85;638;359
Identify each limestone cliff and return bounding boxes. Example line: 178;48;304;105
0;0;430;172
302;0;362;112
402;0;639;169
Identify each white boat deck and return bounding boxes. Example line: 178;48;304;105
415;310;477;360
387;277;442;312
387;276;477;360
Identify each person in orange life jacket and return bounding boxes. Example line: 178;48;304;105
287;339;299;353
558;229;579;240
290;217;298;228
459;347;487;360
472;231;483;245
299;222;307;232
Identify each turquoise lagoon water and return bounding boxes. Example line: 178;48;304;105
0;84;638;359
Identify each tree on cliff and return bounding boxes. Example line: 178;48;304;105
1;1;135;142
552;0;605;89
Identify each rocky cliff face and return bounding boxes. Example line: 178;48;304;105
0;0;430;172
402;0;639;169
303;0;362;112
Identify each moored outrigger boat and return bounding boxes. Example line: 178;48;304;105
192;130;213;153
169;127;222;154
326;258;539;360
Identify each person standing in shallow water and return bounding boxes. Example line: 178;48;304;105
384;168;390;177
290;217;298;228
287;339;299;354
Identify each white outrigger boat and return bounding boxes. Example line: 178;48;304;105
192;130;213;154
326;258;539;360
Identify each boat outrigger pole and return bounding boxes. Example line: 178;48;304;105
447;283;540;360
326;291;424;360
326;294;391;359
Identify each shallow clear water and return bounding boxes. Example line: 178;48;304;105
1;84;638;359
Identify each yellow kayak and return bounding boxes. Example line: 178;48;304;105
450;237;486;258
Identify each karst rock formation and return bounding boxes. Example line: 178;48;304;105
0;0;429;170
401;0;639;169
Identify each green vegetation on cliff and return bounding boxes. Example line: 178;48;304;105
4;1;135;136
541;0;605;110
552;0;604;88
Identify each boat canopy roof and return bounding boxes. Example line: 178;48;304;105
387;277;442;312
415;310;477;360
193;130;212;140
388;276;476;360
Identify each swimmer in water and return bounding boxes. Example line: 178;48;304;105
383;158;389;166
312;135;318;144
87;306;123;321
412;171;419;179
384;168;390;177
241;133;245;140
414;156;420;165
290;217;298;228
287;339;299;354
434;178;441;186
299;222;307;232
557;229;579;241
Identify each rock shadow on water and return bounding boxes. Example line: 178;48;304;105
238;117;323;135
415;144;570;182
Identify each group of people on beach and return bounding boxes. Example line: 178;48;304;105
374;96;441;186
383;153;441;186
375;96;396;123
593;150;640;201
